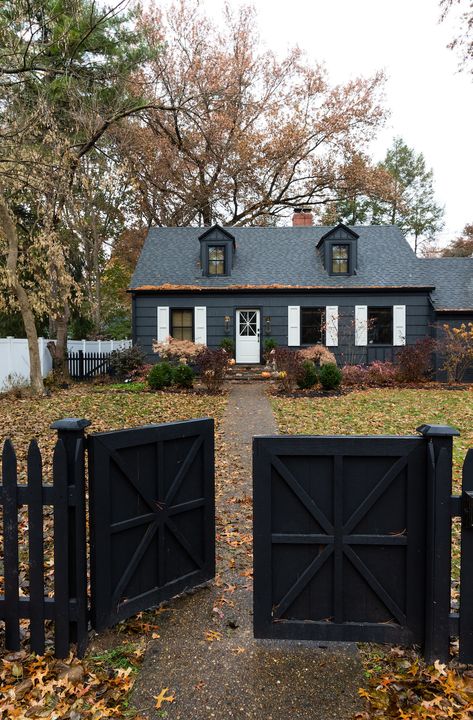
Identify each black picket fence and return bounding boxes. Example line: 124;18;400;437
67;350;112;380
0;420;89;657
0;417;215;659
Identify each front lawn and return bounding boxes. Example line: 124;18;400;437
0;383;227;466
272;387;473;491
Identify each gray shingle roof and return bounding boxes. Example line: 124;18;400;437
130;225;473;311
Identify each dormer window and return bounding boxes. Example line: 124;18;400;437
332;244;349;274
317;223;359;277
208;246;225;275
198;224;235;277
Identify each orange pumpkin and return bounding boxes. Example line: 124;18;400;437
261;371;271;378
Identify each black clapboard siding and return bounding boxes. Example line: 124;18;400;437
133;290;432;365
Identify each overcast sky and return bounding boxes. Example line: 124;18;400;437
193;0;472;243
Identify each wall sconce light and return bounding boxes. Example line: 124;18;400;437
265;316;272;334
224;315;231;334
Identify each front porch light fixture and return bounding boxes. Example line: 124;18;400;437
265;316;272;334
224;315;231;334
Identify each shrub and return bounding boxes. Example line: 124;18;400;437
297;360;319;389
263;337;278;360
148;362;174;390
173;363;195;388
435;322;473;383
342;364;368;386
299;345;336;367
273;347;302;392
396;337;435;382
319;362;342;391
153;337;203;364
366;360;397;386
196;347;229;392
219;338;235;357
109;345;146;380
128;363;153;383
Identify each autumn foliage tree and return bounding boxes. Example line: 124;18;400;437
0;0;164;390
115;0;387;227
442;222;473;256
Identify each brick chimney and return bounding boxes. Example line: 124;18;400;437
292;207;313;226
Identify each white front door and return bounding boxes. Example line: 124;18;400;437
236;309;260;364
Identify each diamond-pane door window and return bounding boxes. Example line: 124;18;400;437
239;311;257;336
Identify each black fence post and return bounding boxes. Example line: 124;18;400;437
50;418;91;655
417;423;459;664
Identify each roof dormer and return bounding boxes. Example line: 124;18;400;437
316;223;359;276
198;224;236;277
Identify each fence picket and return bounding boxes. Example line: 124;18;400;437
3;439;20;651
27;440;45;655
53;439;70;657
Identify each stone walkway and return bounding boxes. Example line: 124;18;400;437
132;383;362;719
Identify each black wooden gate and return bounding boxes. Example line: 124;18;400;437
89;418;215;631
253;426;459;659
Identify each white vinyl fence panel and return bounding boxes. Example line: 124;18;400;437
0;337;131;390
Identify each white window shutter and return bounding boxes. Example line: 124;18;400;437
355;305;368;346
325;306;339;346
393;305;406;346
288;306;300;346
194;306;207;345
157;306;170;342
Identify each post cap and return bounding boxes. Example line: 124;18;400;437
50;418;91;432
416;423;460;438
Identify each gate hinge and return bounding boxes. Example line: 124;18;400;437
462;490;473;529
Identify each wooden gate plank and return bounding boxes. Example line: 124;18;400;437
459;449;473;663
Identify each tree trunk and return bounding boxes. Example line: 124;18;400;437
0;194;44;394
54;304;70;379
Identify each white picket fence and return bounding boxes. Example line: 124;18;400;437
0;337;132;390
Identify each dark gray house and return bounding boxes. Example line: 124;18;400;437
129;211;473;376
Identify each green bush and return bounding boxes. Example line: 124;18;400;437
148;362;174;390
297;360;318;389
319;362;342;391
173;364;195;388
219;338;235;357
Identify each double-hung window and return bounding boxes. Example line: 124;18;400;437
368;307;393;345
171;309;193;340
332;244;349;274
208;246;225;275
300;307;325;344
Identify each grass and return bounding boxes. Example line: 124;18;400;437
0;382;227;467
271;387;473;492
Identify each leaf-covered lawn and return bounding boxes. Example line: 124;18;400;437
0;384;227;720
0;384;226;466
273;387;473;719
272;388;473;491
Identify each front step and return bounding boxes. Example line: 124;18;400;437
226;364;272;382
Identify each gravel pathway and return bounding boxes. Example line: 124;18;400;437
132;383;363;719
